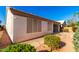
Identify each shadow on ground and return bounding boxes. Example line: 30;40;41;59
59;41;66;49
37;41;66;52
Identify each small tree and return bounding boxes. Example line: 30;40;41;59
44;35;60;51
73;27;79;51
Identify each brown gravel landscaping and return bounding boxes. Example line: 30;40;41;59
0;30;74;52
56;32;74;52
0;30;11;48
22;32;75;52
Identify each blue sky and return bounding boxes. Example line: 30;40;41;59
0;6;6;25
1;6;79;25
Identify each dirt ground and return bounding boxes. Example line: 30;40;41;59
0;29;75;51
0;31;3;38
0;30;11;48
22;32;75;52
56;32;74;52
0;30;75;51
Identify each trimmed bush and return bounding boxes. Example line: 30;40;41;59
63;28;69;32
72;26;77;32
73;27;79;51
1;44;36;52
44;35;60;51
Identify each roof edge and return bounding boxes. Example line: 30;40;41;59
7;7;60;24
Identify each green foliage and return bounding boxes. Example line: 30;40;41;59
73;27;79;51
70;23;76;27
66;18;77;27
1;44;36;52
67;22;76;27
76;22;79;26
63;28;69;32
66;19;78;32
72;26;77;32
44;35;60;51
67;19;72;26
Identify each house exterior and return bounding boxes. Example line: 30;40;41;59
57;20;67;32
6;7;61;43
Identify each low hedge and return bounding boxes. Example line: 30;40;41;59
63;28;69;32
73;27;79;51
44;35;61;51
1;43;36;52
72;26;77;32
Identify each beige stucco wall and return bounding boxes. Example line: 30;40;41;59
41;21;48;32
58;24;60;32
13;15;27;42
6;8;54;43
6;7;60;43
41;21;53;33
51;23;54;33
6;7;14;42
13;15;54;42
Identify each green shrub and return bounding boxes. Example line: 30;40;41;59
73;27;79;51
63;28;69;32
72;26;77;32
44;35;60;51
1;44;36;52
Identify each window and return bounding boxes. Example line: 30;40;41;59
37;20;41;32
48;22;52;31
27;17;41;33
32;19;37;32
27;17;32;33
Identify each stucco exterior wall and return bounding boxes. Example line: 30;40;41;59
58;24;60;32
41;21;53;33
6;7;14;42
6;7;60;43
6;9;55;43
13;15;54;42
41;21;48;32
13;15;27;42
51;23;54;33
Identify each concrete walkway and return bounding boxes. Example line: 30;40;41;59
56;32;74;52
22;32;75;52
